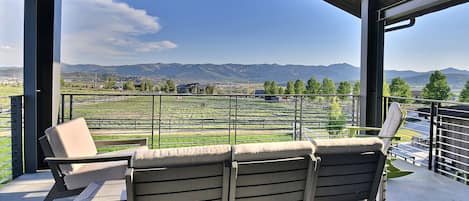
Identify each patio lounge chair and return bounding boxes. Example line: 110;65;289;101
126;145;232;201
311;137;386;201
229;141;317;201
124;139;386;201
39;117;148;201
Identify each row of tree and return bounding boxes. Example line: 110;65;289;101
262;70;469;102
264;78;352;96
264;78;360;100
107;78;218;94
104;77;178;93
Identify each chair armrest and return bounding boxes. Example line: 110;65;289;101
94;138;147;148
355;134;401;141
44;155;131;165
347;126;382;131
347;126;382;137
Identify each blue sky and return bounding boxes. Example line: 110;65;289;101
1;0;469;71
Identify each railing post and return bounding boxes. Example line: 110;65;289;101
352;96;356;126
11;96;23;179
383;96;389;122
294;96;298;140
234;96;238;144
69;95;73;120
61;94;65;123
151;95;155;149
428;102;436;170
228;96;232;144
158;95;162;149
433;103;441;173
299;96;303;140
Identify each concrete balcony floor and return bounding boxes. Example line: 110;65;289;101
0;159;468;201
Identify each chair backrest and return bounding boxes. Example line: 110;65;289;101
379;102;405;151
230;141;316;201
312;138;386;201
126;145;232;201
44;117;97;173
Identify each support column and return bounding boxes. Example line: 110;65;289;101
360;0;385;130
24;0;62;172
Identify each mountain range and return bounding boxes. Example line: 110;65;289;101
1;63;469;89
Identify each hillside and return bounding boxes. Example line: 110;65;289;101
2;63;469;89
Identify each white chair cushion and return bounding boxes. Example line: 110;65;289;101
312;138;383;154
45;117;97;173
99;146;148;157
379;102;403;151
233;141;314;161
64;161;127;190
132;145;231;168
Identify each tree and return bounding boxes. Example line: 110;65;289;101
336;81;352;100
459;81;469;102
353;81;360;95
140;79;153;92
383;80;390;97
162;80;176;93
321;78;336;95
123;80;135;91
422;71;451;100
263;80;280;94
306;77;321;94
285;81;295;94
270;81;279;94
327;97;346;135
206;84;216;94
60;78;65;87
278;87;284;94
294;80;305;94
153;85;161;92
390;77;412;102
264;81;272;94
103;76;116;89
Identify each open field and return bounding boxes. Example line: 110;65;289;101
60;94;358;147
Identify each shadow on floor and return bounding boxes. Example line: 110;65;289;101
387;160;469;201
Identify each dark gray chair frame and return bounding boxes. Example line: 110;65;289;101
126;160;232;201
39;136;147;201
229;154;319;201
311;151;386;201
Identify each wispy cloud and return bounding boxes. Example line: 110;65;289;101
62;0;177;64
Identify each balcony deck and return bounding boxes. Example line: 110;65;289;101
0;159;467;201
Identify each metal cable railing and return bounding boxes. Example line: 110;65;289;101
59;94;360;149
3;93;468;185
385;96;469;185
0;96;12;184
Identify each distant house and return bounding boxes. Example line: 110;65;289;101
264;96;280;103
177;83;206;94
254;90;265;98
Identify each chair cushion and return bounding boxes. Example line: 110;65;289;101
99;146;148;157
64;160;127;190
132;145;231;168
379;102;403;150
233;141;314;161
45;118;97;173
312;138;383;155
